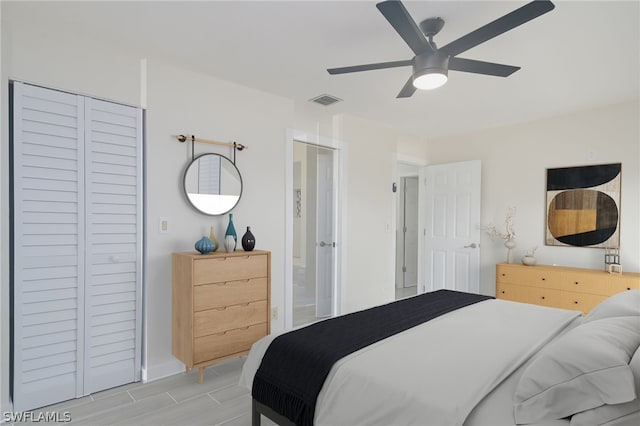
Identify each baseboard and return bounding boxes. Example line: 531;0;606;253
142;359;184;383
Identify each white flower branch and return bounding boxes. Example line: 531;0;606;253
483;206;516;240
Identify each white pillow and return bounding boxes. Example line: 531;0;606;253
514;316;640;424
570;346;640;426
585;289;640;323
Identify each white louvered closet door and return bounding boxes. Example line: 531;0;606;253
12;82;143;411
83;98;143;394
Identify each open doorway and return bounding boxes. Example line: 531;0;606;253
292;141;337;326
395;163;420;299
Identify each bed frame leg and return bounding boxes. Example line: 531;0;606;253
252;399;261;426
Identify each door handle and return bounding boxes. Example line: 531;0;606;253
319;241;335;247
464;243;478;249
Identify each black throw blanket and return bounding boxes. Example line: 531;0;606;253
252;289;493;426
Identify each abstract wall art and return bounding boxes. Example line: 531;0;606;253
545;163;621;248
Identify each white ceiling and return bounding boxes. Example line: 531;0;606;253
11;0;640;139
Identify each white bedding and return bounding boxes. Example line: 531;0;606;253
241;298;581;426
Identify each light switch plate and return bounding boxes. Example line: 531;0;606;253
159;217;170;234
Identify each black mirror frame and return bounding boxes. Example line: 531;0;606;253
183;153;243;216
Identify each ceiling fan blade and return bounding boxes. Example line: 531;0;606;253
397;76;416;98
439;0;555;57
327;60;413;75
449;57;520;77
376;0;434;56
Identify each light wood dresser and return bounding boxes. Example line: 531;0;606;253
496;263;640;315
172;250;271;383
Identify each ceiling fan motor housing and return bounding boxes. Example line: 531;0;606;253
414;52;449;79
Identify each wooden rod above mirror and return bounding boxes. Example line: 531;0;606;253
175;134;248;151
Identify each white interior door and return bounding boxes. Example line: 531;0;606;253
420;160;481;293
403;177;419;287
291;141;337;326
315;148;334;318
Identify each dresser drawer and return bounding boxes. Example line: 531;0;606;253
194;322;267;364
194;254;267;285
498;282;605;314
496;282;534;304
550;290;605;314
193;277;267;311
194;300;267;338
553;271;635;296
496;264;562;287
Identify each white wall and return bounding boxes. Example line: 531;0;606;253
335;115;427;313
144;59;293;378
425;101;640;295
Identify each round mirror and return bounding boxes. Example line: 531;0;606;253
183;153;242;215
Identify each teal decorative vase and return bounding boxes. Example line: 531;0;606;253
225;213;237;250
195;236;214;254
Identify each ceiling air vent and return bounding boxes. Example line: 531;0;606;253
309;94;342;106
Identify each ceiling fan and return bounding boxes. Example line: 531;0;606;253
327;0;555;98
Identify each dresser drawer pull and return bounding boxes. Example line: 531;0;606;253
541;278;546;281
501;290;505;294
574;281;579;285
628;287;632;290
541;296;545;300
574;301;579;304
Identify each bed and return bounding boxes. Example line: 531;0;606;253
240;289;640;426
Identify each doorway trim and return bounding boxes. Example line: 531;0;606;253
285;130;343;330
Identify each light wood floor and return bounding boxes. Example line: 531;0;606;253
13;357;274;426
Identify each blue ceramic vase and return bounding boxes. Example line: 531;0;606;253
195;236;215;254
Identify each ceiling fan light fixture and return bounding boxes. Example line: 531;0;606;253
413;52;449;90
413;71;448;90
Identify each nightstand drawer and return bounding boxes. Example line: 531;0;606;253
194;322;267;364
194;277;268;311
194;300;267;338
194;254;267;285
